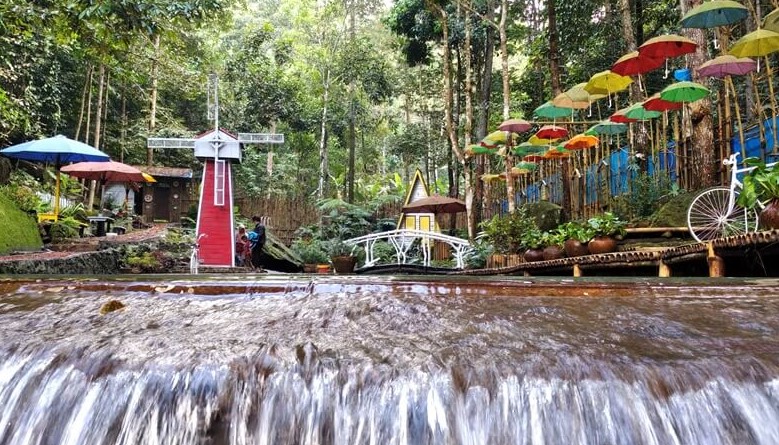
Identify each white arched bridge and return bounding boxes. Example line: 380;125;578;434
344;229;473;269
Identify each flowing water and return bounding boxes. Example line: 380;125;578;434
1;275;779;444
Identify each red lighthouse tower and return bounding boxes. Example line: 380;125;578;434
147;74;283;268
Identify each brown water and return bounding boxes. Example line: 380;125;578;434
1;275;779;444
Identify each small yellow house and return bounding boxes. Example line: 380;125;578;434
397;169;439;233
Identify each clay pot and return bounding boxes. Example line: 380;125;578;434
303;264;318;273
331;255;357;274
316;264;331;274
523;248;545;262
759;199;779;230
543;245;565;261
564;239;589;257
588;235;618;254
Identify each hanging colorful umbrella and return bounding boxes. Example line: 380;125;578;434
534;101;572;119
638;34;698;58
643;93;683;112
610;107;638;123
516;161;537;171
680;0;748;29
697;54;757;78
528;135;559;145
660;81;710;103
588;120;628;135
552;92;589;110
536;124;569;140
524;154;545;162
498;118;532;133
611;51;664;76
466;144;497;156
481;173;504;182
515;141;547;154
728;29;779;58
624;102;663;120
564;83;596;102
584;71;633;95
765;8;779;33
564;134;599;150
544;146;570;159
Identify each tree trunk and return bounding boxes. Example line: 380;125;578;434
346;7;356;203
474;0;495;226
147;34;161;166
317;69;330;200
88;63;106;211
120;81;127;164
682;0;716;189
547;0;562;97
499;0;517;213
433;3;476;239
75;65;93;142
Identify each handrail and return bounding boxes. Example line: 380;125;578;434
344;229;472;269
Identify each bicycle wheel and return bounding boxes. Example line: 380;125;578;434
687;187;759;242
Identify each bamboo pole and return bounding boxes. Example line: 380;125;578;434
750;71;767;160
728;76;747;161
765;56;779;154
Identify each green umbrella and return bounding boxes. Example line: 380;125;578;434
680;0;748;29
466;144;496;155
515;161;537;171
514;141;547;155
660;81;710;103
534;101;572;119
624;102;662;120
588;120;628;135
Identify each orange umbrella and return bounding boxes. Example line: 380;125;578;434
524;154;545;162
564;134;599;150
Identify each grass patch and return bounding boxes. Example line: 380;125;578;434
0;192;42;254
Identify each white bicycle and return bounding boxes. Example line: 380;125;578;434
190;233;207;274
687;153;776;242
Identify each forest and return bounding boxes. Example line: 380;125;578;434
1;0;778;242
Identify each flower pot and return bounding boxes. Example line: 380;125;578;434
760;199;779;230
303;264;318;273
543;245;565;261
523;248;545;262
588;235;618;254
331;255;357;274
564;239;589;257
316;264;331;274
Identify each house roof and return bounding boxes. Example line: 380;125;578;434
132;165;193;179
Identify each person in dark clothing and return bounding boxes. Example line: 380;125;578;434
250;215;266;269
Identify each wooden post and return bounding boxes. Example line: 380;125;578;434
573;263;582;277
707;242;725;277
658;260;671;277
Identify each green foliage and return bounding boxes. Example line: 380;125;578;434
124;249;175;273
464;238;494;269
480;206;538;253
540;229;566;248
613;172;676;221
0;170;44;213
59;203;87;221
558;220;595;243
737;159;779;208
0;191;42;253
522;201;563;231
519;226;544;249
587;212;627;237
325;238;354;257
49;217;83;241
291;238;329;264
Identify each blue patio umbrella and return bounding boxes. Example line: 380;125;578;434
0;135;109;217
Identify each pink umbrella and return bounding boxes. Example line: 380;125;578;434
697;55;757;158
61;160;148;183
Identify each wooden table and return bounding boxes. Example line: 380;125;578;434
87;216;114;237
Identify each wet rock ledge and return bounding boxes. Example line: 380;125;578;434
0;249;124;275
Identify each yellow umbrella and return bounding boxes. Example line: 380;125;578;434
528;135;559;145
553;92;589;109
585;71;632;107
142;172;156;183
729;29;779;58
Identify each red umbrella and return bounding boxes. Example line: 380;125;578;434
498;118;532;133
536;125;568;140
611;51;664;76
610;107;638;123
638;34;698;59
61;160;148;183
643;93;683;112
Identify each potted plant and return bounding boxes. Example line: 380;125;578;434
559;221;595;257
541;230;566;261
520;227;545;262
327;238;357;274
587;212;627;254
737;159;779;229
292;239;329;273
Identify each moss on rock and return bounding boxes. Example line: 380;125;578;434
0;192;42;254
650;193;696;227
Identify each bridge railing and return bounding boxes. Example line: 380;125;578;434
344;229;472;269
